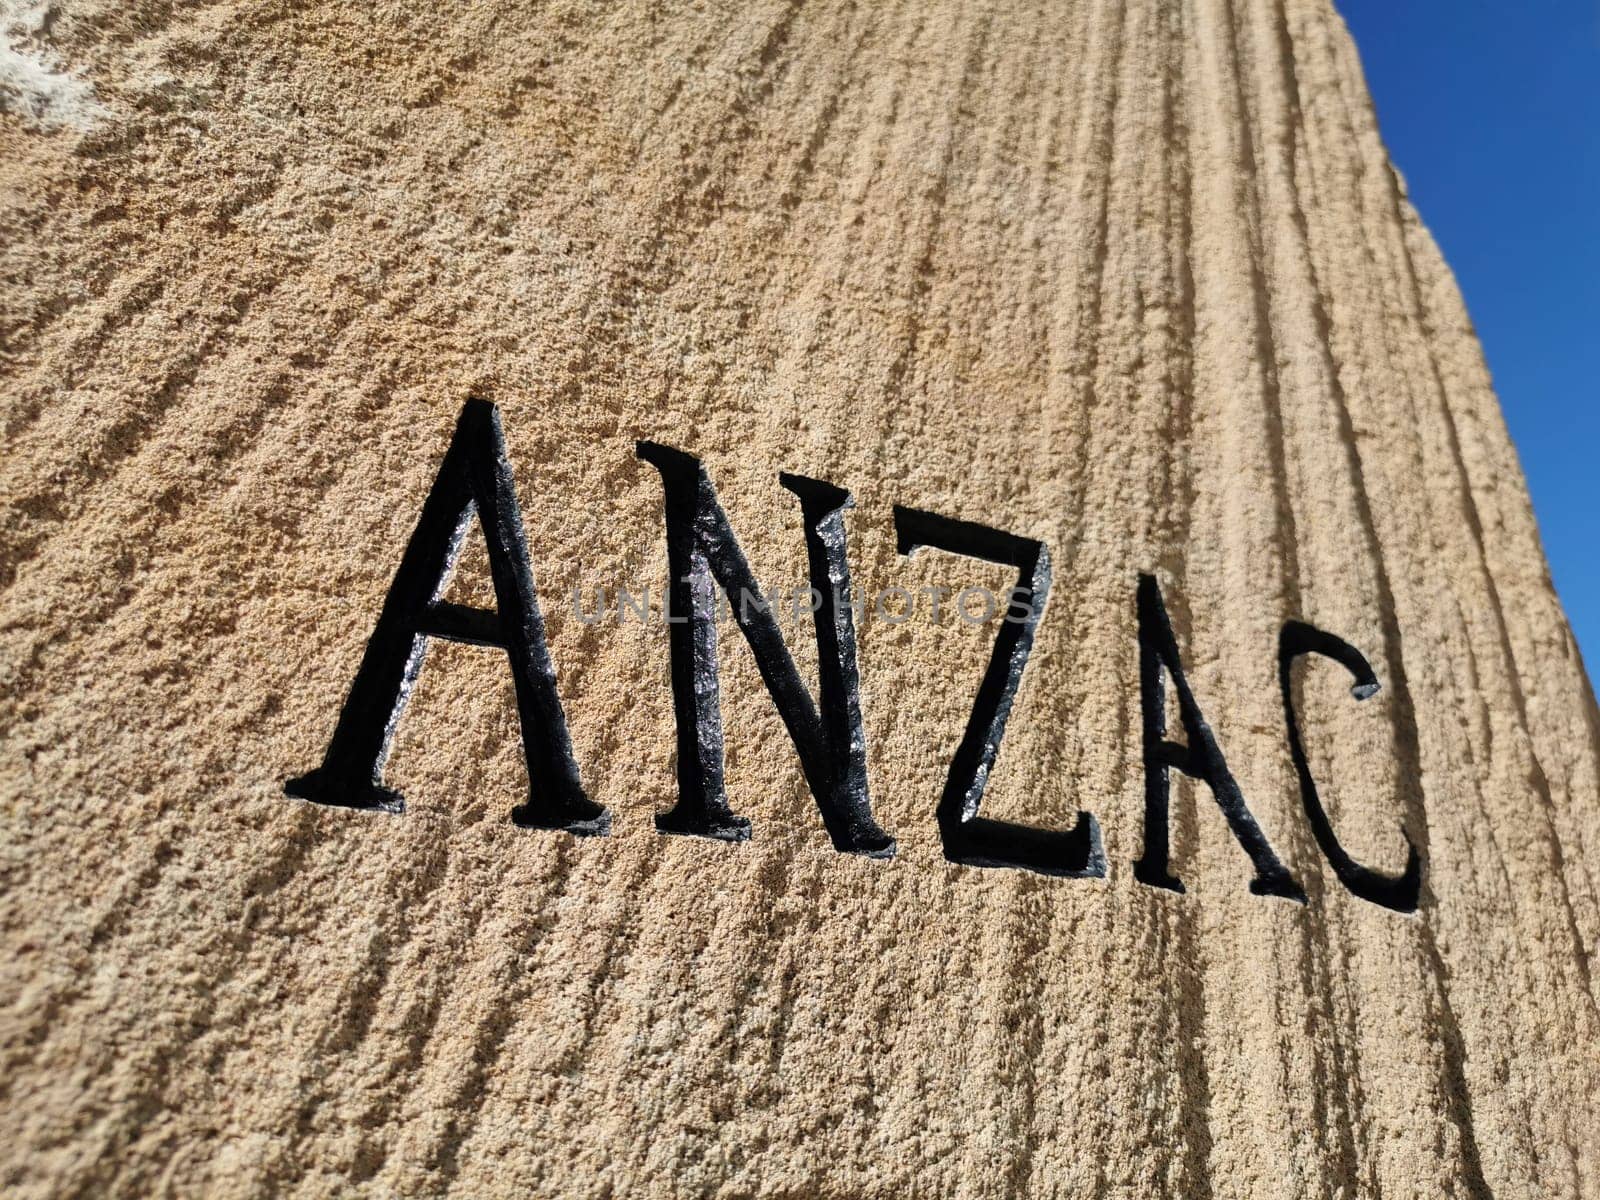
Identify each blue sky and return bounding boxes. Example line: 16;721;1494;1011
1337;1;1599;677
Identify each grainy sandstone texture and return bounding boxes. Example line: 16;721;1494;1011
2;1;1597;1196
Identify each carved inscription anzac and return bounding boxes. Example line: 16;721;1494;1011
289;400;1423;913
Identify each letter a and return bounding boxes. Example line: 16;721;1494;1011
1133;574;1304;900
286;399;607;835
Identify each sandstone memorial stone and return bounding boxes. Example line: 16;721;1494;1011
1;1;1596;1196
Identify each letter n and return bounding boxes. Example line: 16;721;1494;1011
636;442;894;857
1133;574;1303;900
285;399;607;835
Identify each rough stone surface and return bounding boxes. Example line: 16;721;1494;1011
2;2;1597;1196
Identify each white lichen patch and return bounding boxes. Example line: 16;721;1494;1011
0;1;105;130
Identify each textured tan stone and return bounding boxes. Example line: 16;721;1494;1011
2;1;1598;1196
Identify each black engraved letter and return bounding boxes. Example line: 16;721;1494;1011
1133;574;1304;900
636;443;894;857
285;399;606;835
1279;620;1423;913
892;507;1104;878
